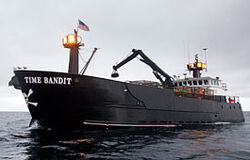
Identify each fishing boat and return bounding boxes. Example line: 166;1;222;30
9;29;245;128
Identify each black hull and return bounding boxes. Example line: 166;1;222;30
13;70;245;128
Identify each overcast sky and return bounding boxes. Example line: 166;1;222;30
1;0;250;111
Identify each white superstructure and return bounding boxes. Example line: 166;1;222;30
174;77;227;96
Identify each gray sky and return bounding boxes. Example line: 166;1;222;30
1;0;250;111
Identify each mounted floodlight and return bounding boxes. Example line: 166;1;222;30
190;63;194;68
187;63;194;70
197;62;202;68
62;34;77;48
202;63;206;69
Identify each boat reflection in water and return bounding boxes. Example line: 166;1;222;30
19;123;245;160
1;112;249;160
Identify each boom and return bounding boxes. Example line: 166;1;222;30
111;49;174;87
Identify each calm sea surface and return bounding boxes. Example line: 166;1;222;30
0;112;249;160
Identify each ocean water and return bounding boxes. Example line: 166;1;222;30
0;112;250;160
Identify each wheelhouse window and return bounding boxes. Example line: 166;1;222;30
183;81;187;86
188;81;192;86
198;80;202;85
174;82;177;86
216;81;219;86
210;80;213;85
204;80;209;85
193;81;197;85
179;82;182;86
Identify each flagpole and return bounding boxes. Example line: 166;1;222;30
76;19;79;33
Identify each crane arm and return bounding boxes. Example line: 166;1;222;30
111;49;174;87
112;49;139;71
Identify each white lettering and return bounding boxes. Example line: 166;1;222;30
63;78;67;85
53;77;58;84
37;77;42;83
24;76;42;84
67;78;72;85
44;77;48;84
58;77;63;84
31;77;37;83
48;77;54;84
24;77;29;83
24;76;72;85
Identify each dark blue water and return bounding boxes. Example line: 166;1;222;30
0;112;250;160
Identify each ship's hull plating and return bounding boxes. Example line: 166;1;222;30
13;70;245;128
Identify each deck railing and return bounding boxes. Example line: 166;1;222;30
174;87;240;103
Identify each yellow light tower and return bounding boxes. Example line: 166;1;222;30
187;54;206;78
62;30;84;74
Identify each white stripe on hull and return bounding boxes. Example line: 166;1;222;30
83;121;177;127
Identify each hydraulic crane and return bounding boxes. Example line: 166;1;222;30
111;49;174;87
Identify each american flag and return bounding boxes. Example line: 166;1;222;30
78;19;90;31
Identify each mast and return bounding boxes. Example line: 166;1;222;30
68;30;79;74
62;29;84;74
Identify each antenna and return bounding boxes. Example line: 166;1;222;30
187;43;190;64
202;48;208;72
183;41;186;71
